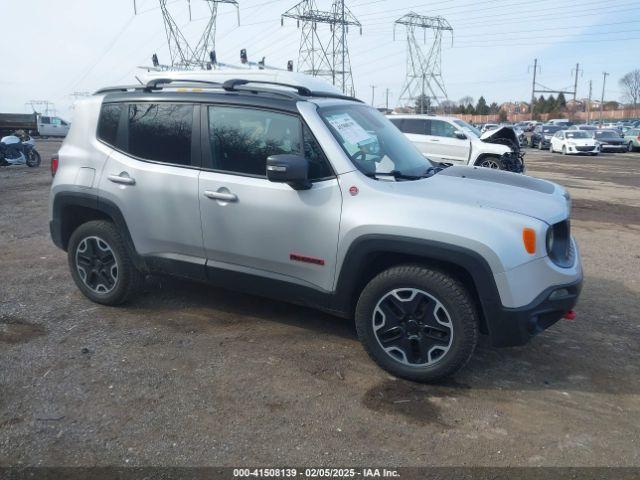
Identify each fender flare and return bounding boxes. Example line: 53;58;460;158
50;192;145;271
331;234;504;338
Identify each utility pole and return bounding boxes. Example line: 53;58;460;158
572;63;581;101
587;80;592;123
600;72;609;121
530;58;538;121
394;12;452;109
370;85;376;106
385;88;390;110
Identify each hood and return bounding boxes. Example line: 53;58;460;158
480;126;519;143
391;166;569;225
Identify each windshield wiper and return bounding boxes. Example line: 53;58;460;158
363;170;423;180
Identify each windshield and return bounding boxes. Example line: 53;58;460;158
319;104;435;180
565;131;590;139
453;119;480;137
542;126;561;133
595;130;619;138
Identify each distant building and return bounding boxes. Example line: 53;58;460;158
499;101;529;114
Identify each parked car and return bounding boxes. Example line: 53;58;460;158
529;124;562;149
592;129;627;152
49;74;582;383
550;129;598;155
568;124;597;131
387;115;524;171
547;119;571;127
623;128;640;151
481;123;499;133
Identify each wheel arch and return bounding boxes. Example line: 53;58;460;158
50;192;146;271
332;235;502;335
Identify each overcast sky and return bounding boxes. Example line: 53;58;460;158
2;0;639;119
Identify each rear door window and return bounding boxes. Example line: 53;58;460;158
125;103;194;166
400;119;427;135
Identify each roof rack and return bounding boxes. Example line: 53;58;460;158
95;77;363;103
222;78;363;103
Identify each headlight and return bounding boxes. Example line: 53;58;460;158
546;226;555;254
567;141;576;146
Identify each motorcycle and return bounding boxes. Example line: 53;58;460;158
0;130;41;167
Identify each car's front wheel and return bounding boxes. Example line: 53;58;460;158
355;265;478;383
67;220;143;305
476;155;503;170
629;142;635;152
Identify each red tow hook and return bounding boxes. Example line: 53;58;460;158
564;310;577;320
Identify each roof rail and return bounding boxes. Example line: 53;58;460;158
222;78;363;103
95;77;363;103
222;78;312;96
143;78;222;91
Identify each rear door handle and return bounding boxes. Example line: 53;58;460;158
108;173;136;185
204;190;237;202
428;138;440;142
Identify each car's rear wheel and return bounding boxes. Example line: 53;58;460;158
629;142;635;152
355;265;478;383
67;220;143;305
538;140;544;150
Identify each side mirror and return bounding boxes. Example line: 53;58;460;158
454;130;467;140
266;154;311;190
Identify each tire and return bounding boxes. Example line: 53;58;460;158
476;155;504;170
629;142;635;152
355;265;478;383
562;145;567;155
67;220;143;305
538;140;544;150
26;150;41;168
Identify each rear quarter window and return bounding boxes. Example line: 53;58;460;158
97;103;122;146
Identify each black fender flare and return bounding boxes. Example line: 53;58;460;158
50;192;146;271
331;234;504;339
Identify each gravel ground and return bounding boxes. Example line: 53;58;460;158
1;140;639;467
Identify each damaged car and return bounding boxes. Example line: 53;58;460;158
388;115;524;172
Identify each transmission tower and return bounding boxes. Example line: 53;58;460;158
137;0;239;70
282;0;361;95
394;12;452;109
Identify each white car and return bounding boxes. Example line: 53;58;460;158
549;130;599;155
388;115;524;172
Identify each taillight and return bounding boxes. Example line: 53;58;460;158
51;155;59;177
637;135;640;141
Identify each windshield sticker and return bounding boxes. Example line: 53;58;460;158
326;113;373;146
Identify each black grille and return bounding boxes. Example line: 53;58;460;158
575;146;595;152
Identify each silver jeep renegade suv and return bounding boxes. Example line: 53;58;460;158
49;77;583;382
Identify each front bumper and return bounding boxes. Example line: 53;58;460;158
486;277;583;347
599;144;626;151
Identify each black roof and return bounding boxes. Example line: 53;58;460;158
97;78;362;111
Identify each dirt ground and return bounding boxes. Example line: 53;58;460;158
1;140;639;467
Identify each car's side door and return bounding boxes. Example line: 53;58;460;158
198;104;342;292
427;120;470;164
97;101;204;263
395;118;430;157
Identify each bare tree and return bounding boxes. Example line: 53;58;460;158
619;69;640;114
459;96;474;108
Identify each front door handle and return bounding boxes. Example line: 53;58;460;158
204;190;237;202
108;173;136;185
428;138;440;142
